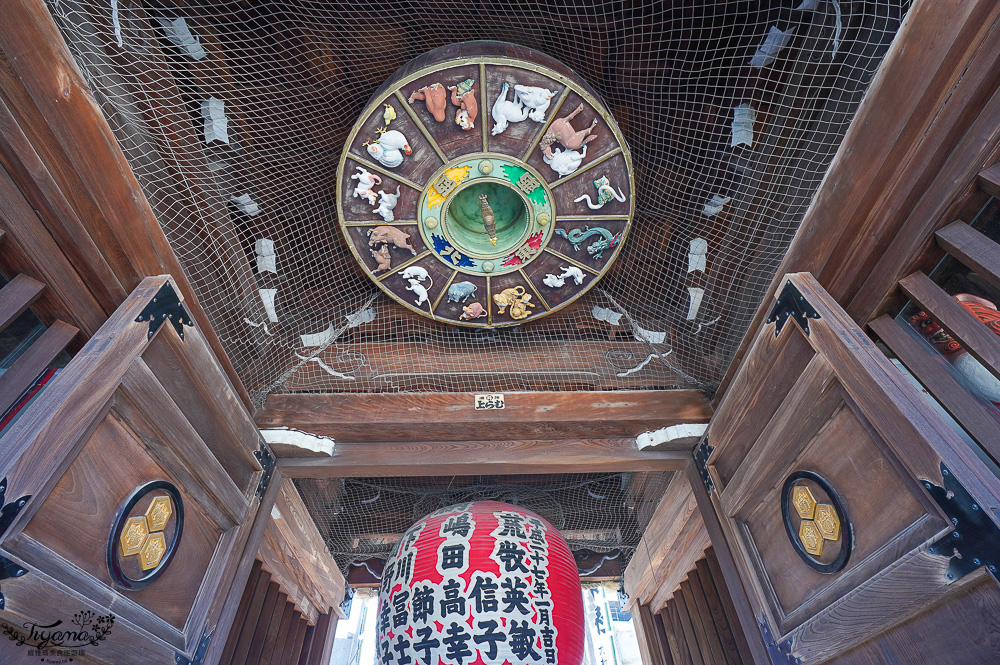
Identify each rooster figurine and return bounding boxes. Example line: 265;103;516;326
479;194;497;246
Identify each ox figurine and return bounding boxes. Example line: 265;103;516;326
448;281;477;303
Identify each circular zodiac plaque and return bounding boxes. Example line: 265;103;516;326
337;42;634;327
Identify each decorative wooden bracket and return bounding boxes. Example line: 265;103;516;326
254;440;275;500
766;280;821;336
134;281;193;340
0;477;30;610
924;463;1000;583
175;628;213;665
694;440;715;492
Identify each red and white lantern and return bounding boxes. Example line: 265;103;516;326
376;501;585;665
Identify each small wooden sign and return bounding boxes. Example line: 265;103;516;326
474;393;505;410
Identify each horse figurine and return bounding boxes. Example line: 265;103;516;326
540;104;598;160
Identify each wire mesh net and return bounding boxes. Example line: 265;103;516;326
293;472;673;577
47;0;910;403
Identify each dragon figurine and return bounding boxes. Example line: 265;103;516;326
554;226;622;259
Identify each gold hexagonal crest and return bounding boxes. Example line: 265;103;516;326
799;520;824;557
139;532;167;571
119;516;149;557
145;496;172;532
814;504;841;541
791;485;817;520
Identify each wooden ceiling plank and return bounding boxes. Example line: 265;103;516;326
0;272;44;332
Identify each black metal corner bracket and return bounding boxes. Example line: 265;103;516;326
758;617;802;665
254;440;276;500
135;281;194;341
766;280;820;337
694;440;715;493
175;628;212;665
923;463;1000;583
0;477;30;611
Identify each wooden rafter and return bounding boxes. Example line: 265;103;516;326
257;390;712;443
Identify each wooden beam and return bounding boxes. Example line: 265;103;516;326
204;467;284;665
977;162;1000;198
935;220;1000;294
0;273;44;332
258;479;345;623
686;463;770;665
869;315;1000;466
0;0;252;409
257;390;712;443
624;473;702;606
631;603;667;665
282;341;690;392
218;559;264;665
648;514;710;612
0;164;107;334
278;439;692;478
0;320;76;418
899;271;1000;383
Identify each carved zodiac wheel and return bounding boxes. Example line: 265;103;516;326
337;42;634;327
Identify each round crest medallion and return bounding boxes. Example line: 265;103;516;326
337;42;634;327
107;480;184;590
781;471;852;574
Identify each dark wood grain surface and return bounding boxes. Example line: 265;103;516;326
258;390;711;443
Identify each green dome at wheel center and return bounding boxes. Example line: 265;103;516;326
445;181;529;257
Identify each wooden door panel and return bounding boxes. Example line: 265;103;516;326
17;413;224;633
0;276;272;663
738;400;943;627
701;273;1000;663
